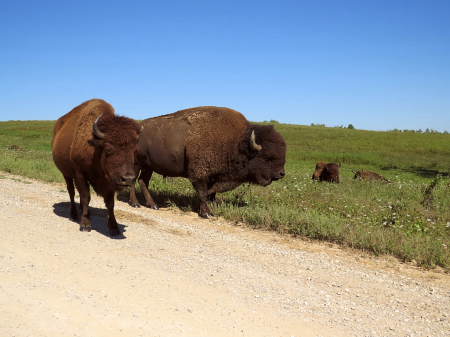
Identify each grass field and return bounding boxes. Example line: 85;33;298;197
1;119;449;270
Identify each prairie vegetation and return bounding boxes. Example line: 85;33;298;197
1;120;449;269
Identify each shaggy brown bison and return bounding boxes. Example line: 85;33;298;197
128;106;286;218
352;170;389;182
312;162;340;183
52;99;141;236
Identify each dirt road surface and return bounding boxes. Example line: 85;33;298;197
0;173;449;337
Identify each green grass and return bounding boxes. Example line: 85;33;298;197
1;120;449;269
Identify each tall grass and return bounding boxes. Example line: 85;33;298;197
1;120;449;269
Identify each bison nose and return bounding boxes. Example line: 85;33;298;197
120;175;135;185
279;172;285;178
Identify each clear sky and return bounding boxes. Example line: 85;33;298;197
1;0;449;132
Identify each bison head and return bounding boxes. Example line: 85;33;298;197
88;113;142;191
312;161;326;181
243;125;286;186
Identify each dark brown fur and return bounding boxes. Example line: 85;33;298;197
312;162;340;183
128;106;286;218
352;170;389;182
52;99;141;236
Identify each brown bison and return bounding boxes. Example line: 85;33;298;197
7;145;25;151
128;106;286;218
352;170;389;182
52;99;141;236
312;162;340;183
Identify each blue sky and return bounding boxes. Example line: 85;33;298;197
1;0;449;132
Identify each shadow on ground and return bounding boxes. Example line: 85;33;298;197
52;202;127;239
378;165;449;179
116;190;200;211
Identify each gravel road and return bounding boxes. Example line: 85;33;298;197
0;173;449;337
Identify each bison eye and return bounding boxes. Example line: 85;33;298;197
105;147;113;155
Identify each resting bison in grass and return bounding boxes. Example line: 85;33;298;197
352;170;389;182
312;162;340;183
52;99;141;236
7;145;25;151
128;106;287;218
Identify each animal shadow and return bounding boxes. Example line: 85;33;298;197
409;168;449;179
52;202;127;239
117;190;201;211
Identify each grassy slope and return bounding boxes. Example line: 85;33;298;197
1;120;449;269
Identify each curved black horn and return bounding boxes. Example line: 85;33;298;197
93;113;105;139
250;130;262;151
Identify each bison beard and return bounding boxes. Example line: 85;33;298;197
128;106;286;218
52;99;141;236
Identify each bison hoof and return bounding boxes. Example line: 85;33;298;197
79;226;91;232
109;228;121;236
131;203;141;208
149;205;159;210
200;213;210;219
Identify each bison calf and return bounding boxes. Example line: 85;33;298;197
52;99;141;236
312;162;340;183
352;170;389;182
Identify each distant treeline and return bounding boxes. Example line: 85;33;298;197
388;128;449;134
308;123;448;134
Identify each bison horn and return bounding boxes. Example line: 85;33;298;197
250;130;262;151
93;113;105;139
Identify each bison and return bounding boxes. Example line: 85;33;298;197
128;106;286;218
52;99;141;236
312;162;340;183
352;170;389;182
7;145;25;151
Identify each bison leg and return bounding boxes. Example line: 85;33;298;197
192;180;211;219
128;178;140;208
63;175;78;221
104;192;121;236
74;173;91;232
206;192;216;202
138;169;159;210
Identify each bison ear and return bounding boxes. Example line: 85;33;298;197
87;139;104;148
